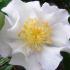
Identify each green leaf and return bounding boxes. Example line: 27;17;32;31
4;65;13;70
0;64;9;70
0;56;13;70
0;57;11;66
0;64;13;70
0;12;5;30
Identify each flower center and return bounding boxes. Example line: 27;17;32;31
18;19;52;52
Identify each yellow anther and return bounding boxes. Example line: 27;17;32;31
18;19;52;52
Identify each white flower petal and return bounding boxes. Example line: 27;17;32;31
42;2;59;13
42;2;69;24
0;16;12;40
63;24;70;39
0;15;20;40
0;41;12;57
1;0;26;31
40;46;63;70
63;48;70;53
51;9;69;24
10;46;63;70
10;52;43;70
26;1;40;10
52;23;70;46
7;40;31;56
61;43;70;53
7;40;24;53
2;0;40;29
25;53;42;70
9;52;27;68
2;0;20;26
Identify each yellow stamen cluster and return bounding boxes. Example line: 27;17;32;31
18;19;52;52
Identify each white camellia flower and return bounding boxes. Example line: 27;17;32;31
2;0;70;70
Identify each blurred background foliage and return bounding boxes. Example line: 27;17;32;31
0;0;70;70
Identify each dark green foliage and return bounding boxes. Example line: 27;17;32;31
61;52;70;70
